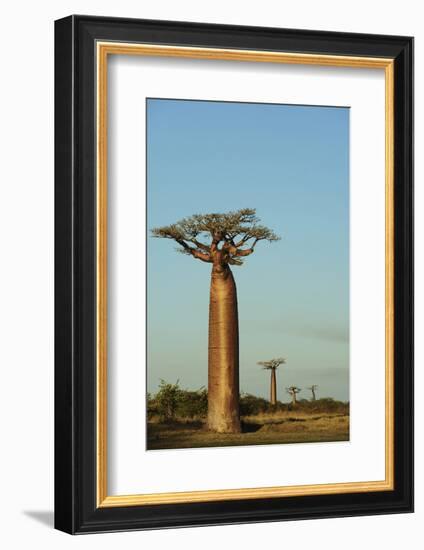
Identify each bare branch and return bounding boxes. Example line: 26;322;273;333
173;238;212;262
191;249;212;263
175;238;192;252
190;238;210;251
235;247;254;257
151;208;280;266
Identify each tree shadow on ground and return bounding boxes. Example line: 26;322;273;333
241;422;262;433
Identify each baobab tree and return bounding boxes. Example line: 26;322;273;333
152;208;280;433
307;384;318;401
257;357;286;405
286;386;301;406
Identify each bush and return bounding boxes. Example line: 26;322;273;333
293;398;349;414
239;393;288;415
149;381;208;421
176;388;208;419
148;381;349;422
154;379;181;421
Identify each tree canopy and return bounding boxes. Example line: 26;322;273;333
151;208;280;266
257;358;286;371
286;386;301;395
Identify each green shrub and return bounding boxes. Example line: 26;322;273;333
239;393;288;415
294;397;349;414
149;381;208;421
148;381;349;421
155;379;181;421
176;388;208;419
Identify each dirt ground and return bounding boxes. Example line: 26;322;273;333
147;412;349;450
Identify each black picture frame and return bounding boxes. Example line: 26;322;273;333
55;14;414;534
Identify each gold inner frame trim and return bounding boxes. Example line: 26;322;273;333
96;41;395;508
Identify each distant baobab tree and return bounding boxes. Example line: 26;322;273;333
286;386;301;406
307;384;318;401
152;208;280;433
257;358;286;405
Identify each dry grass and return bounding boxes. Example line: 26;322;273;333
147;410;349;450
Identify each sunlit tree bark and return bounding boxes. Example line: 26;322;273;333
257;358;286;405
307;385;318;401
152;208;280;433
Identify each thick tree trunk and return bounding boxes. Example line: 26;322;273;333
292;393;297;406
270;369;277;405
207;264;241;433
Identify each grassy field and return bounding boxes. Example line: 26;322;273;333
147;410;349;450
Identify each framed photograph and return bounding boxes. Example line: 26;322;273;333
54;15;413;534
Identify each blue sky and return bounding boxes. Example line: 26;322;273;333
147;98;349;402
